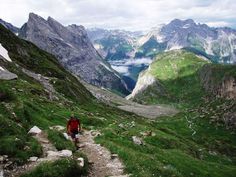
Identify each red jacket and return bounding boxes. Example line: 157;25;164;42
67;118;80;132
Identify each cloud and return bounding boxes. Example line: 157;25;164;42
111;65;129;74
125;58;152;66
110;57;152;75
206;21;232;28
0;0;235;30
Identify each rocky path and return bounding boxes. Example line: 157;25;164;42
79;130;129;177
3;128;129;177
4;131;60;177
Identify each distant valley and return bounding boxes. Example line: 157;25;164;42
87;19;236;83
1;10;236;177
1;17;236;95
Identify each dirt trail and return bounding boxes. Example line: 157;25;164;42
5;132;59;177
79;130;129;177
4;129;129;177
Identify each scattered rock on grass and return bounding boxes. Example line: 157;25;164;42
28;126;42;135
47;150;72;158
140;131;156;137
0;156;4;162
28;157;38;162
63;133;72;140
132;136;143;145
77;157;84;167
49;125;65;131
60;150;72;157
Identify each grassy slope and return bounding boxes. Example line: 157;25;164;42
0;24;93;175
1;25;236;177
133;50;208;107
95;50;236;177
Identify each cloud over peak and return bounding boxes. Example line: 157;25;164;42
0;0;235;31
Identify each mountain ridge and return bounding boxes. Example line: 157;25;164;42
5;13;129;95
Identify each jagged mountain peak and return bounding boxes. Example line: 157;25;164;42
18;13;129;94
68;24;85;30
164;18;197;31
168;18;195;26
67;24;87;37
137;19;236;63
28;12;46;22
47;16;57;22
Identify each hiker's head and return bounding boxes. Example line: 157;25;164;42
71;113;75;118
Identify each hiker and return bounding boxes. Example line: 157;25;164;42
67;114;81;149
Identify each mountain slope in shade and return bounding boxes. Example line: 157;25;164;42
0;18;19;34
138;19;236;63
18;13;129;95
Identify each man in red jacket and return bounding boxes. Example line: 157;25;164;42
67;114;81;149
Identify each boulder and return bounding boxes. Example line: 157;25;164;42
60;150;72;157
47;151;60;157
77;157;84;167
0;156;4;162
28;126;42;135
132;136;143;145
63;132;72;141
28;156;38;162
47;150;72;158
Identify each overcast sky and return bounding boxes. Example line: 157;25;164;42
0;0;235;31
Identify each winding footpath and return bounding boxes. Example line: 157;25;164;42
5;132;59;177
79;130;129;177
4;128;128;177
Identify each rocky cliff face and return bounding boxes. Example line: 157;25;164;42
199;64;236;100
87;28;141;60
18;13;129;95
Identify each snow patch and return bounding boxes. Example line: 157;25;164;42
182;24;190;29
0;43;12;62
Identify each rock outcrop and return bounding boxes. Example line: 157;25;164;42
19;13;129;95
199;64;236;100
126;65;166;100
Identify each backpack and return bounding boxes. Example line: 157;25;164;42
69;118;80;131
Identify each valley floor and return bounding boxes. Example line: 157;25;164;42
83;81;178;119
